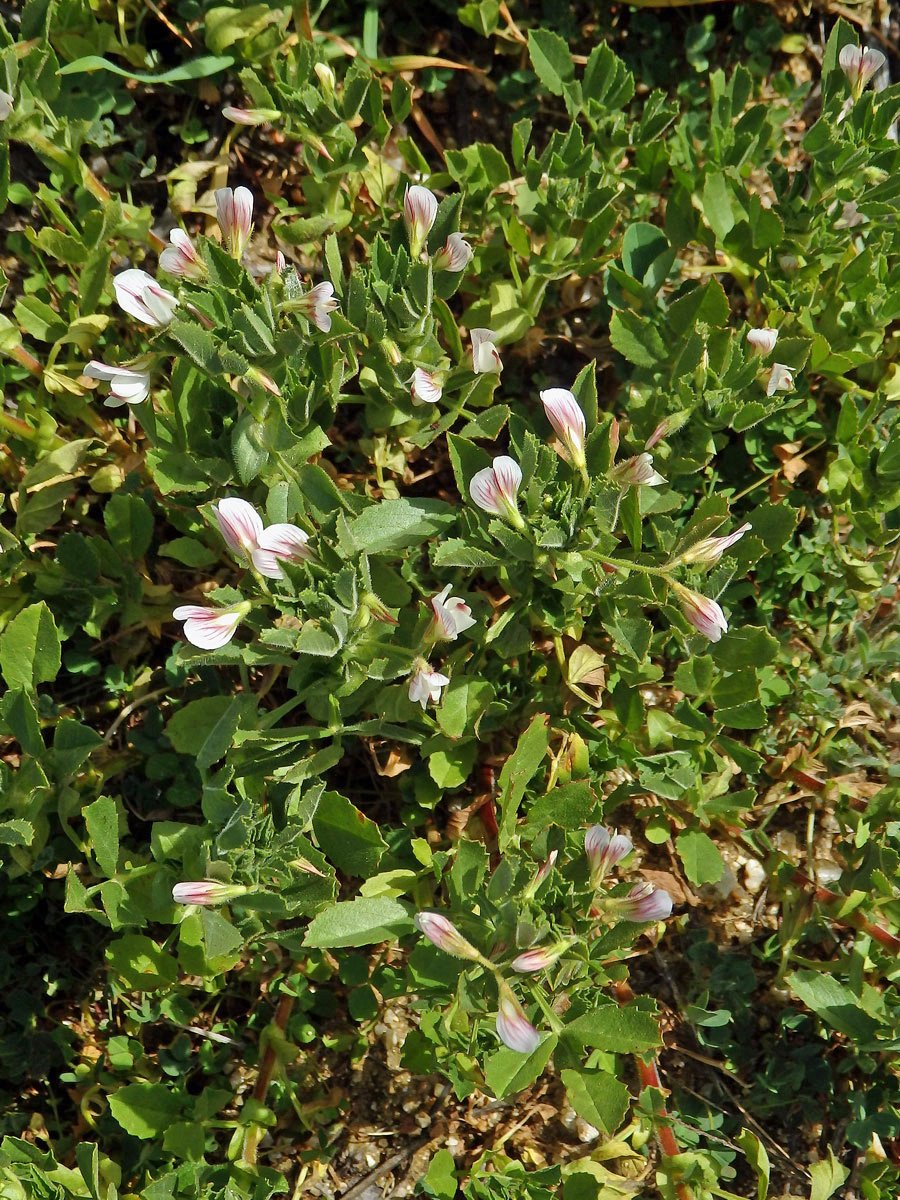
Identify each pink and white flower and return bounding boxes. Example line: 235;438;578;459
173;603;249;650
211;497;264;556
172;881;248;905
251;524;312;579
838;44;886;96
747;327;778;356
113;269;178;327
84;360;152;407
615;881;673;923
297;281;339;332
431;584;476;640
677;522;752;566
585;826;633;887
411;367;442;405
159;229;206;279
610;452;665;488
275;250;287;274
510;940;572;974
222;105;280;125
496;980;541;1054
469;455;524;526
674;583;728;642
432;232;473;272
766;363;794;396
408;660;450;709
215;185;254;259
540;388;586;467
414;912;482;961
403;184;438;258
471;328;502;374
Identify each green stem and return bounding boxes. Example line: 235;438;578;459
593;553;669;577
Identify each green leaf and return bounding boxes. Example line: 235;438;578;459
312;790;387;877
422;1148;458;1200
348;497;456;555
609;311;666;368
525;781;597;830
106;934;178;991
109;1082;181;1139
304;897;414;948
166;696;249;768
561;1067;630;1134
809;1148;850;1200
498;713;550;849
564;1003;661;1053
59;53;233;83
436;677;496;739
85;794;119;878
736;1130;770;1200
786;970;882;1042
158;537;219;568
701;171;737;241
53;719;103;776
675;829;724;886
527;28;574;97
103;492;154;559
163;1121;206;1162
0;688;43;757
0;602;62;692
711;626;778;671
483;1034;556;1099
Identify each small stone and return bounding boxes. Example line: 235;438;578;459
744;859;766;893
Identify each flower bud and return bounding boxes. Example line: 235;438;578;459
222;105;281;126
314;62;336;93
540;388;586;469
510;939;573;973
403;184;438;259
496;980;542;1054
523;849;557;900
172;881;248;905
414;912;482;960
585;826;633;887
672;582;728;642
675;522;751;567
645;413;689;450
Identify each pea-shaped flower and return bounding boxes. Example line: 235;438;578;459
403;184;438;259
113;269;178;327
469;456;525;529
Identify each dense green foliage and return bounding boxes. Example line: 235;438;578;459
1;3;899;1199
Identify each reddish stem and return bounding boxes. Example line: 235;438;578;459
612;980;693;1200
251;992;295;1104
